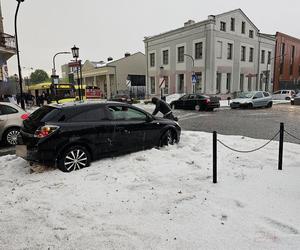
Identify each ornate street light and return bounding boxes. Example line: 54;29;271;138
71;45;79;59
71;45;82;100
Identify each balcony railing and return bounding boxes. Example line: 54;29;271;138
0;33;16;51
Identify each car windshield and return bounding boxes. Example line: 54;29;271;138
237;92;255;98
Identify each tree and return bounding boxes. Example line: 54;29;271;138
30;69;49;84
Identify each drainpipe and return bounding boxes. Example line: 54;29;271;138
145;40;149;98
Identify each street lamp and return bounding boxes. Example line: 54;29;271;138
71;45;82;101
14;0;25;110
52;52;71;77
184;54;195;93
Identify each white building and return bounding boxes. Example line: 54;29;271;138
144;9;275;98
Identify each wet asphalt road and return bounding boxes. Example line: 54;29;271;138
175;103;300;144
0;103;299;158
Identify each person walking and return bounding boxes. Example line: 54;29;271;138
151;97;178;121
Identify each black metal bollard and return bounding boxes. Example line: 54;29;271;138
278;123;284;170
213;131;217;183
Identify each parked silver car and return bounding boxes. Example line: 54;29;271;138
0;102;28;145
272;90;296;100
230;91;273;109
291;92;300;105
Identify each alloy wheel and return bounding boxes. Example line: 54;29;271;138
64;149;88;171
195;105;200;111
6;130;20;145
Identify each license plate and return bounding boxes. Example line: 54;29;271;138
16;145;27;159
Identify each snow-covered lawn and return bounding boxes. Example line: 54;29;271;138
0;131;299;249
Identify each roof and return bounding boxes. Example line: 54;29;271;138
144;8;261;42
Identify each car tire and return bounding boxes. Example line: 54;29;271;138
195;105;200;111
171;104;176;110
291;100;294;105
58;146;91;172
4;127;20;146
266;102;273;108
159;129;175;147
285;97;291;100
248;103;253;109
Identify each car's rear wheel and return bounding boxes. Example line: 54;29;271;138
195;105;200;111
58;146;91;172
266;101;273;108
159;129;175;147
4;128;20;146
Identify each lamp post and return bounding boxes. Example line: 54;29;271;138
52;52;71;77
71;45;82;101
184;54;195;93
14;0;25;110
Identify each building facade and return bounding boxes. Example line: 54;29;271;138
273;32;300;91
144;9;275;98
0;2;16;95
79;52;146;99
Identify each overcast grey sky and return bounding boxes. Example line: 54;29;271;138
2;0;300;77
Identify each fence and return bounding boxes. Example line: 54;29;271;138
212;123;300;183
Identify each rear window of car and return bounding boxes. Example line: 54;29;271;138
66;107;107;122
29;106;59;122
263;92;270;97
0;104;18;115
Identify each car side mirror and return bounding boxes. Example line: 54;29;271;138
253;96;257;99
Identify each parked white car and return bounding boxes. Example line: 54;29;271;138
230;91;273;109
0;102;28;145
272;90;296;100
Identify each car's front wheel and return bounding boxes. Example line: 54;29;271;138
159;129;175;147
58;146;91;172
4;127;20;146
195;105;200;111
266;101;273;108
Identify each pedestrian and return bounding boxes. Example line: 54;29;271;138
151;97;178;121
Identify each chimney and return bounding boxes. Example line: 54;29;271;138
184;20;195;27
124;52;131;57
107;57;113;62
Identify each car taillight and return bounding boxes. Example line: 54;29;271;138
205;99;211;104
34;125;59;138
21;113;29;120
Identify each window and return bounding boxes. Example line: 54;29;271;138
280;43;285;75
177;74;184;93
249;30;254;38
230;18;235;31
263;92;270;97
163;76;169;94
254;92;263;99
220;22;226;31
216;73;221;93
240;74;244;91
177;46;184;62
68;107;106;122
248;77;252;91
0;105;18;115
298;65;300;75
195;42;203;59
150;77;155;94
268;51;271;65
261;50;265;64
227;43;233;60
290;46;295;75
226;73;231;93
162;50;169;65
108;106;147;121
249;48;254;62
241;46;246;61
241;22;246;34
217;41;223;59
150;53;155;67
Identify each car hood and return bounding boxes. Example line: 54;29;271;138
232;98;252;103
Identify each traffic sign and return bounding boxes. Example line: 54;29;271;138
126;80;131;87
192;74;198;85
159;77;165;89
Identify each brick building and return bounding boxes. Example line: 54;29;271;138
273;32;300;91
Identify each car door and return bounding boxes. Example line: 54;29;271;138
107;105;149;153
0;105;8;139
252;92;264;107
186;94;197;109
176;95;189;109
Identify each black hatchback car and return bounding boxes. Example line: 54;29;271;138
16;102;181;172
170;94;220;111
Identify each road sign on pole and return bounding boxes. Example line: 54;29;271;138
192;74;198;85
159;77;165;89
126;80;131;87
